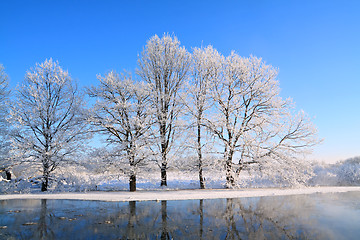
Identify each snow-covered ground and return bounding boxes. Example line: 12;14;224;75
1;186;359;202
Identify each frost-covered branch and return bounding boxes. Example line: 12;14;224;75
88;71;153;191
204;54;319;187
0;64;12;176
137;34;191;186
8;59;90;191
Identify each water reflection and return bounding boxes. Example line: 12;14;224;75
199;199;204;240
0;192;359;239
160;200;170;240
127;201;136;238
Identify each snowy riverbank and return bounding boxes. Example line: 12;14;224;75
1;186;360;202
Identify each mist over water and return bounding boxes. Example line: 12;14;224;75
1;192;359;239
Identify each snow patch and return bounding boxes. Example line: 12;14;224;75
0;186;359;202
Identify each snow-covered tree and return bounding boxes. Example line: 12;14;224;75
0;64;12;179
88;71;152;191
137;34;191;186
185;46;223;188
9;59;90;191
335;157;360;185
206;53;318;187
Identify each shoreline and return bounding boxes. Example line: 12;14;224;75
0;186;360;202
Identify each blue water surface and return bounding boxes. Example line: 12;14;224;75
0;191;359;239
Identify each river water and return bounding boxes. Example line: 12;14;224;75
0;191;359;239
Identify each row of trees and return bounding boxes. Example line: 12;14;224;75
0;34;319;191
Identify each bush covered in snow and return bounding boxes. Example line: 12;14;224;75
310;157;360;186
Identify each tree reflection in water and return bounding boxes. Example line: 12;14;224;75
0;192;359;239
160;200;170;240
199;199;204;240
38;199;54;239
126;201;136;238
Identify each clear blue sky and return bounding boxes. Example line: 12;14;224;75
1;0;359;163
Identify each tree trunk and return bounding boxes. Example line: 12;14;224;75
197;123;205;189
199;167;205;189
42;154;50;192
160;121;168;187
129;174;136;192
129;154;137;191
225;151;235;188
41;176;49;192
161;162;167;186
5;170;11;181
42;166;49;192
